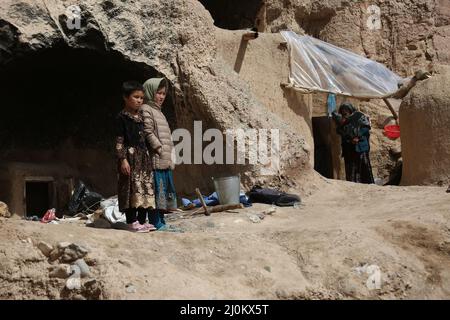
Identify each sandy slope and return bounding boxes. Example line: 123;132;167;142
1;181;449;300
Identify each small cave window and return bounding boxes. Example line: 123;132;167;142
198;0;265;30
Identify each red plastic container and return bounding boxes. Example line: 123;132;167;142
384;124;400;139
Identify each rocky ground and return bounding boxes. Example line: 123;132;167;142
1;180;449;300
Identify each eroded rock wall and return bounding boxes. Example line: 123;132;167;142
262;0;450;75
400;65;450;186
0;0;315;197
255;0;450;182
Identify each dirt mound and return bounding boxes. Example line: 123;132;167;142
1;182;449;300
0;218;108;299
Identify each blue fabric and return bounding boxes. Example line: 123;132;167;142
356;127;370;153
154;169;177;210
181;192;252;208
327;93;337;117
240;194;252;207
181;192;219;208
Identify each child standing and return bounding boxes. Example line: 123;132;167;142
332;103;374;184
141;78;178;231
115;81;156;232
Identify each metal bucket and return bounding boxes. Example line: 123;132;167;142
212;175;240;205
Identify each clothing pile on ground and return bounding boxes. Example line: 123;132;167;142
248;186;301;207
181;192;252;209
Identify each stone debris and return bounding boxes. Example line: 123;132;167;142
0;202;11;218
74;259;91;278
69;265;81;277
57;242;72;250
37;241;53;257
248;214;262;223
60;243;90;263
354;264;382;290
262;208;277;216
49;248;63;262
126;283;137;294
66;276;81;291
48;265;71;279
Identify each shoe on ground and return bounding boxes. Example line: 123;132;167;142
128;221;150;233
143;222;157;231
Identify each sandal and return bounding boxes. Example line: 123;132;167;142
143;222;157;231
128;221;149;233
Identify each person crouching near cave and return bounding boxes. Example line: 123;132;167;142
141;78;179;232
332;102;375;184
115;81;156;232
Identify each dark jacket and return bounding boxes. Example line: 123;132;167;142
115;110;147;160
332;111;371;154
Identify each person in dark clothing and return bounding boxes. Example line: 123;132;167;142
332;103;375;184
115;81;156;232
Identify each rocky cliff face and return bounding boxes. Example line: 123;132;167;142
400;64;450;186
262;0;450;75
256;0;449;182
1;0;448;191
0;0;315;196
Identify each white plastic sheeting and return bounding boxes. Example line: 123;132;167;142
281;31;404;98
100;197;125;224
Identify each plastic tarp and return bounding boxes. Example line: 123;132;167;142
281;31;404;98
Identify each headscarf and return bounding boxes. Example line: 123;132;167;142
143;78;167;106
335;102;371;139
338;102;356;116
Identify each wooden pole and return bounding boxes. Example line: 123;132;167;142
383;98;399;124
195;188;211;216
183;203;244;218
242;32;258;41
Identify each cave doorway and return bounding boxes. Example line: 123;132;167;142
313;116;333;178
312;116;343;179
25;179;54;217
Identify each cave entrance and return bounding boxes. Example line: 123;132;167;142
198;0;265;30
312;116;343;180
0;43;173;216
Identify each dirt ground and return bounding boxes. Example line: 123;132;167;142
1;180;449;300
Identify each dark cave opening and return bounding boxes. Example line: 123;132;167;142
0;44;175;215
198;0;264;30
